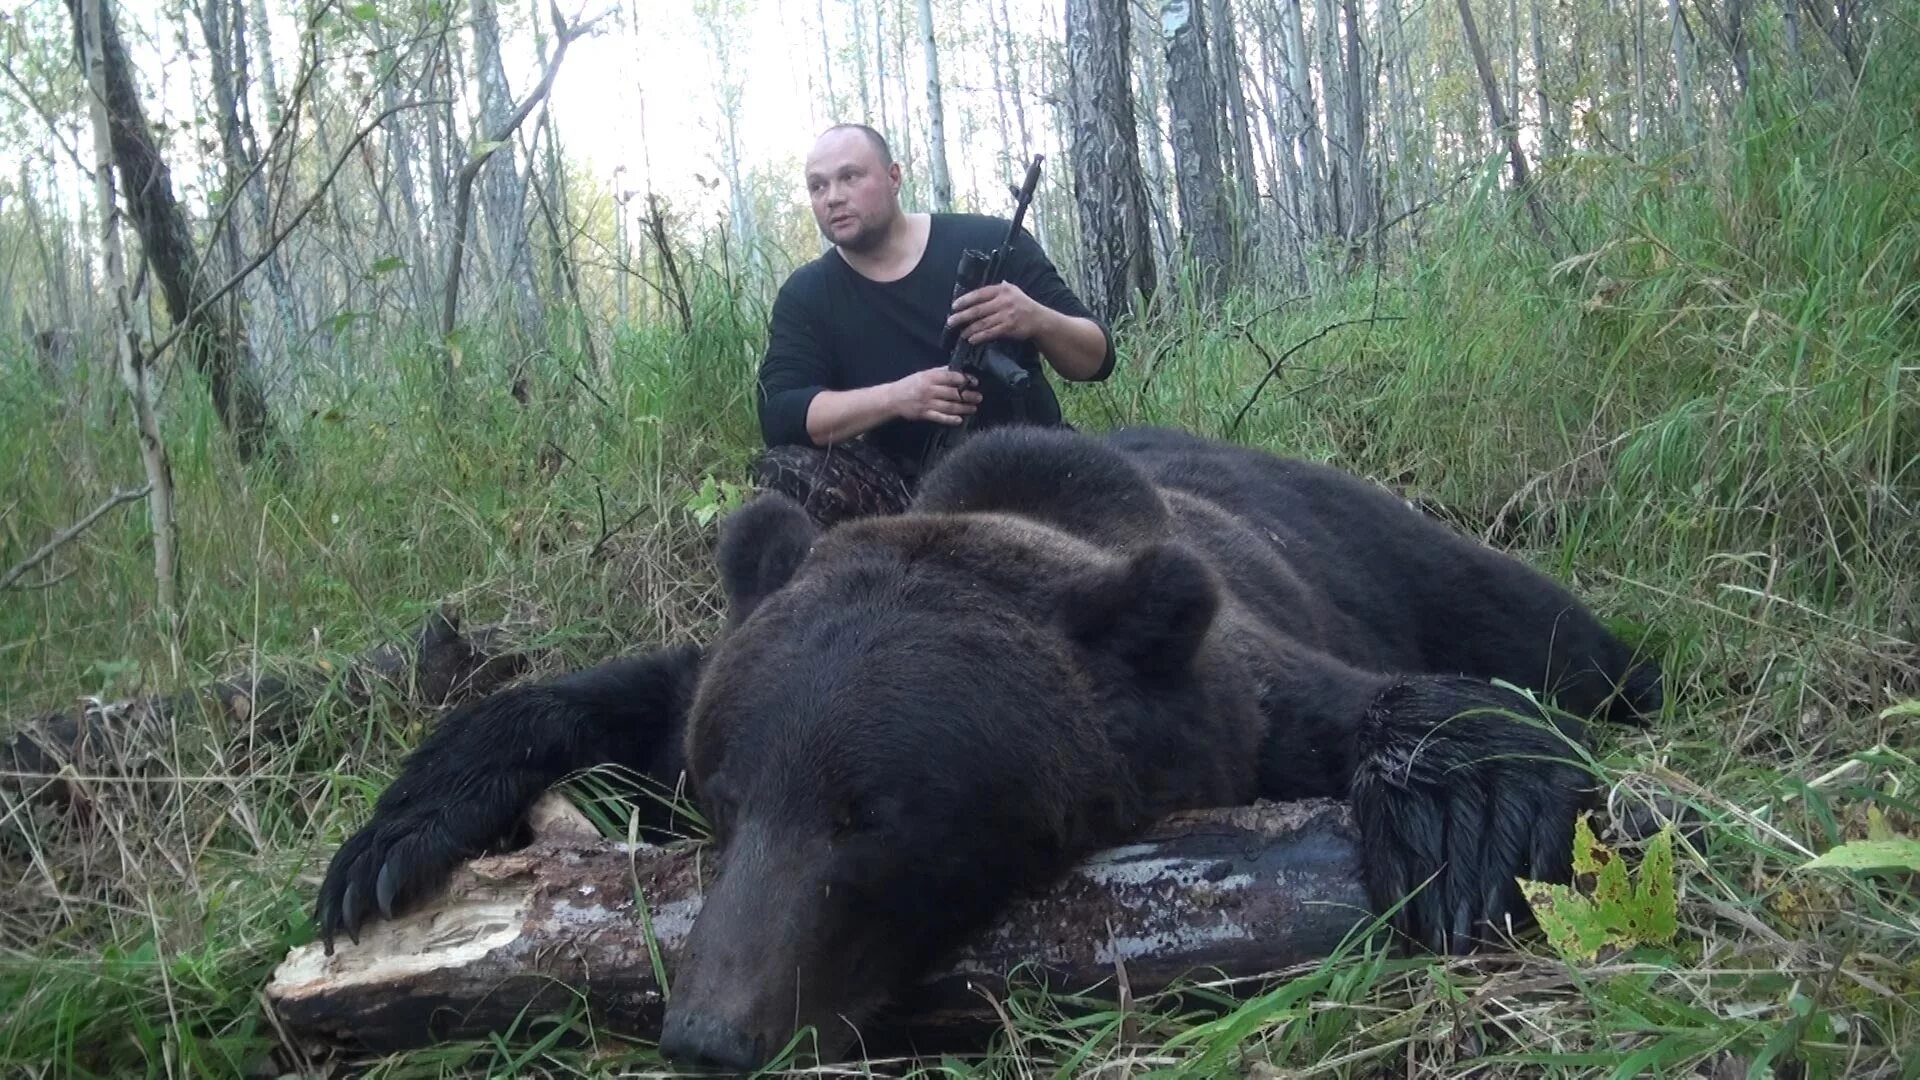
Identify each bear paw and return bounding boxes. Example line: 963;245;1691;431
314;782;527;952
1350;675;1594;954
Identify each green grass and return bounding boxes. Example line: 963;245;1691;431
3;61;1918;1079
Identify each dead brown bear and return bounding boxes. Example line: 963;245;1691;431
314;425;1661;1071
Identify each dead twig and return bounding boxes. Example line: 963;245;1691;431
0;485;153;592
440;2;599;343
1225;316;1405;438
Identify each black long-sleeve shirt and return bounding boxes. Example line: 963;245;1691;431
756;213;1115;473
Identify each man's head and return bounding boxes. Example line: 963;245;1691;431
805;124;902;254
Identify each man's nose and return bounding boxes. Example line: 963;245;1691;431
659;1009;766;1074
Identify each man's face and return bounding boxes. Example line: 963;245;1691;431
805;131;900;254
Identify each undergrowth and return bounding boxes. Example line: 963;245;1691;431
1;55;1916;1080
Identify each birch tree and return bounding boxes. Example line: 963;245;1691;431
64;0;283;466
1162;0;1234;299
915;0;953;211
75;0;177;647
1455;0;1553;242
470;0;546;345
1066;0;1157;323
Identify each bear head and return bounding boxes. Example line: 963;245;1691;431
656;488;1259;1071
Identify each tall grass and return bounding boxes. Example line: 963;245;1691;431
2;54;1915;1078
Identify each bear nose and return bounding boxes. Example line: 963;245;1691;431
659;1009;765;1074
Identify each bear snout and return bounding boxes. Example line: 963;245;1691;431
658;1008;765;1074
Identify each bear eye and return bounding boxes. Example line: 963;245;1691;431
831;802;860;838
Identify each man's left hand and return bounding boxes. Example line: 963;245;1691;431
948;283;1048;345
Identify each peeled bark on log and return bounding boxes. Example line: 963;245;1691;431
1;610;536;805
265;799;1370;1056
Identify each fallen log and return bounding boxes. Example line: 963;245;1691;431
1;609;536;805
266;799;1373;1058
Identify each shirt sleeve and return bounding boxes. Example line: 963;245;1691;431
756;277;830;448
1003;225;1116;382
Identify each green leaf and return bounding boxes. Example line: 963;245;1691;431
1802;839;1920;872
346;1;377;20
1878;700;1920;720
1520;814;1680;961
369;255;407;275
683;474;748;528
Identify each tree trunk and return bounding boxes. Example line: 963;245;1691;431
1065;0;1158;325
231;0;306;362
999;0;1032;163
987;0;1014;173
1131;2;1177;276
815;0;838;117
1530;0;1556;157
1633;0;1648;150
66;0;283;468
1724;0;1751;95
1379;0;1416;238
1209;0;1260;232
1253;5;1308;285
265;800;1370;1055
891;2;916;203
1278;0;1329;238
873;0;890;151
1317;0;1349;238
1669;0;1695;145
851;0;871;122
440;8;584;348
1163;0;1235;300
469;0;547;347
1508;0;1521;127
1454;0;1553;243
915;0;953;211
198;0;302;382
376;18;435;314
74;0;177;644
426;34;454;263
247;0;280;127
1339;0;1373;246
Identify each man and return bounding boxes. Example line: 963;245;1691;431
753;124;1115;526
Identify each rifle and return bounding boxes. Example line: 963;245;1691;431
924;155;1045;467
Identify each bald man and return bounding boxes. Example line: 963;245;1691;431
752;123;1115;527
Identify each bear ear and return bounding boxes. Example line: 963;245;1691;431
1059;543;1220;678
716;494;818;625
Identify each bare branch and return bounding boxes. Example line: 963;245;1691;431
1;485;152;591
141;98;450;366
0;45;93;179
439;4;600;342
1225;316;1407;437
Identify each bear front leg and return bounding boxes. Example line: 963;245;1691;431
314;643;702;951
1348;676;1595;954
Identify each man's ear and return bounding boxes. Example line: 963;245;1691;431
1058;543;1220;679
716;494;818;625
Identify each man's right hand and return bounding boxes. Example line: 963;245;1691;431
890;368;982;426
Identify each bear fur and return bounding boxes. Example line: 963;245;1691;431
314;425;1661;1072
